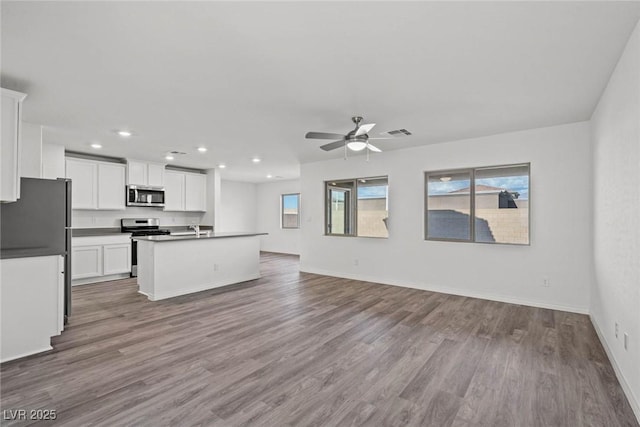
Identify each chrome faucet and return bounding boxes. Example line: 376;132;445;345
189;224;200;235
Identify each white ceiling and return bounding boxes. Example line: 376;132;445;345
2;1;640;182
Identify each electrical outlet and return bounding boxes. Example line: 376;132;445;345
213;264;219;272
353;259;359;266
615;322;619;338
624;333;629;350
542;277;550;287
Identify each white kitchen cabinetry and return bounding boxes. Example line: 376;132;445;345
185;173;207;211
66;158;97;209
1;88;27;202
65;158;125;210
1;255;64;362
72;234;131;284
164;170;185;211
127;160;165;187
164;170;206;212
103;244;131;275
72;245;102;279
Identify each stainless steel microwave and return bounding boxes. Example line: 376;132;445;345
126;185;165;207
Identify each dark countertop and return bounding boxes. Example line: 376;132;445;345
1;247;66;260
71;225;214;237
72;228;124;237
132;232;267;242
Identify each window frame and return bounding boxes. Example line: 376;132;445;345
324;176;389;239
281;193;301;229
424;163;530;246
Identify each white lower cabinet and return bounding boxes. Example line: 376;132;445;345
103;244;131;275
72;234;131;284
1;255;64;362
72;245;102;279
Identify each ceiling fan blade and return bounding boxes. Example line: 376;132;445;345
306;131;346;140
367;143;382;153
380;129;412;137
320;139;346;151
355;123;376;136
368;137;394;140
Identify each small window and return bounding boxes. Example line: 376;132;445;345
281;193;300;229
325;176;388;238
425;164;529;245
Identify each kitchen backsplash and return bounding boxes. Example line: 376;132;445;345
72;207;206;228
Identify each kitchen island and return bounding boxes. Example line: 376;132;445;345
133;232;266;301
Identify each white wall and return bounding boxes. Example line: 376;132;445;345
591;20;640;418
72;207;204;228
41;143;65;179
256;179;301;254
20;123;42;178
219;180;257;232
300;121;593;314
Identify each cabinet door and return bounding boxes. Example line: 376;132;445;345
164;171;185;211
103;244;131;275
185;173;206;212
1;89;26;202
98;163;126;210
127;161;147;185
72;245;102;279
147;163;165;187
66;158;98;209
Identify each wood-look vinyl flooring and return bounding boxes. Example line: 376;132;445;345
1;252;637;427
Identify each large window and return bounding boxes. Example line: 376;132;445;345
425;164;529;245
326;176;388;238
281;193;300;229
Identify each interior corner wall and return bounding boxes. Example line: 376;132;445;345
590;19;640;418
219;180;257;232
300;121;593;314
256;179;301;255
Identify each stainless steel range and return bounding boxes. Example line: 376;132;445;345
121;218;170;277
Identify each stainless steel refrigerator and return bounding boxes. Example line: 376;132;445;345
0;177;72;321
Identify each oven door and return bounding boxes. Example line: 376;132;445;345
127;186;165;207
131;239;138;277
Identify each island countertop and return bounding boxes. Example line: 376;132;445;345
132;232;267;242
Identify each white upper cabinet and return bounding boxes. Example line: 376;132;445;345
65;157;125;210
185;173;206;212
164;170;206;212
98;163;126;210
1;88;27;202
66;158;98;209
147;163;165;187
127;160;164;187
164;170;185;211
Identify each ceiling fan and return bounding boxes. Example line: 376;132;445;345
305;116;412;153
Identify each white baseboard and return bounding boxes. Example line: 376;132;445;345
299;267;589;315
72;273;130;286
1;345;53;364
590;315;640;423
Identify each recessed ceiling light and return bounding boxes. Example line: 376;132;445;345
91;143;102;149
218;164;226;169
266;174;273;179
116;130;133;137
165;155;174;161
197;147;207;153
252;157;261;163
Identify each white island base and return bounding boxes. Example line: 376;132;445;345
136;233;263;301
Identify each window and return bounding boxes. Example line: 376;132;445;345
325;176;388;238
425;164;529;245
281;193;300;229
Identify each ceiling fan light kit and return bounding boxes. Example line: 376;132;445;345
305;116;411;159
